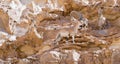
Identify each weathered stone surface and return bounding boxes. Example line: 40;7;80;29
0;9;11;34
0;0;120;64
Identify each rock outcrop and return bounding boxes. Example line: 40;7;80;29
0;0;120;64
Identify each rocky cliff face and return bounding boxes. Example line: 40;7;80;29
0;0;120;64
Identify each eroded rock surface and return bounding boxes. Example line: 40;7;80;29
0;0;120;64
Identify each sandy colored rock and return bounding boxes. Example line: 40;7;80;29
20;45;35;56
0;9;11;34
0;0;120;64
17;59;28;64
